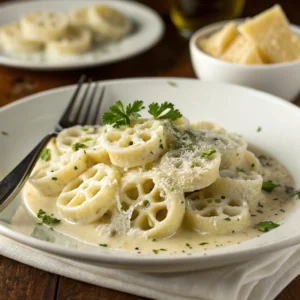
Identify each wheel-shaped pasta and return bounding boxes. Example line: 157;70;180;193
34;137;62;170
158;147;221;192
191;121;223;131
0;23;43;54
172;117;191;133
101;119;167;168
194;129;247;169
29;150;87;197
236;150;262;174
57;164;120;224
88;4;132;39
212;169;263;211
186;191;250;234
69;7;89;28
46;26;92;56
20;11;68;42
119;171;185;239
56;126;110;164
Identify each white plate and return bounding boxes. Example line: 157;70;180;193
1;78;300;273
0;0;164;70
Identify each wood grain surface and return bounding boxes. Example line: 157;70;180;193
0;0;299;299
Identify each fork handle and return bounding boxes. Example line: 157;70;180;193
0;133;57;212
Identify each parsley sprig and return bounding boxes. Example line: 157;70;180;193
148;102;182;121
201;149;216;159
102;100;145;128
255;221;280;232
37;209;60;226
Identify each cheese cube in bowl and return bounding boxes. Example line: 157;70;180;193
189;5;300;101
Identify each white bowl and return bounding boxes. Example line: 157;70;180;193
1;78;300;272
189;20;300;101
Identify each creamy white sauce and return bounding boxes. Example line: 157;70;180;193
19;148;296;254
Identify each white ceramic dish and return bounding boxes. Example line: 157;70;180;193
190;20;300;101
1;78;300;273
0;0;164;70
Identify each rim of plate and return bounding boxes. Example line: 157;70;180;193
1;77;300;268
0;0;164;70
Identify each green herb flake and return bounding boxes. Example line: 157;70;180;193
224;217;231;221
152;239;157;242
170;187;175;192
201;149;216;159
72;142;87;151
99;244;108;247
74;166;78;170
159;139;164;149
82;127;89;132
257;126;262;132
37;209;60;225
102;100;145;128
285;185;294;195
40;148;51;161
255;221;280;232
251;163;255;168
135;247;139;250
153;249;159;254
148;102;182;121
262;181;279;193
199;242;209;246
82;137;91;143
167;81;177;87
1;131;8;136
295;190;300;199
51;177;58;181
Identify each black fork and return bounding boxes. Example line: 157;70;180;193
0;75;106;211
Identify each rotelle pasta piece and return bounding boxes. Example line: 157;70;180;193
56;126;110;164
20;11;68;42
0;23;43;54
119;170;185;239
158;147;221;192
101;119;167;168
193;126;248;169
57;164;120;224
46;26;92;56
213;169;263;211
88;4;132;39
29;150;87;197
186;191;250;234
69;7;90;28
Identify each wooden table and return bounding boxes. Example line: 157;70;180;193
0;0;300;299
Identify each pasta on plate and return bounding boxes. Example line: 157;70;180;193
23;101;296;254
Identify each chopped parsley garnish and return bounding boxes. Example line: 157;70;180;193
99;244;108;247
255;221;280;232
40;148;51;161
152;239;157;242
153;249;159;254
51;177;58;181
1;131;8;136
167;81;177;87
148;102;182;121
74;166;78;170
201;149;216;159
170;187;175;192
102;100;145;128
224;217;231;221
285;186;294;195
159;139;164;149
257;126;262;132
72;142;87;151
82;137;91;142
199;242;209;246
262;181;279;193
295;190;300;199
82;127;89;132
37;209;60;225
251;163;255;168
135;247;139;250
